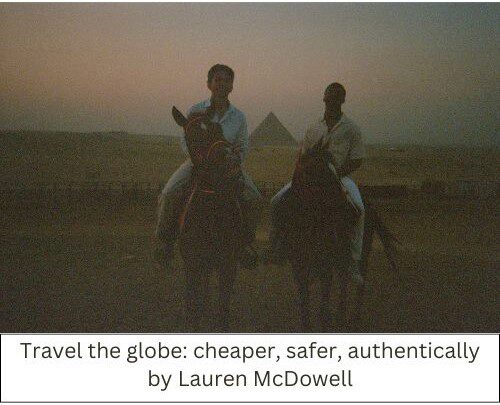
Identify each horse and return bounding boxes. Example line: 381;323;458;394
171;106;244;332
275;137;398;332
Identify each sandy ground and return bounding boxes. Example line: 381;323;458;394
1;195;498;333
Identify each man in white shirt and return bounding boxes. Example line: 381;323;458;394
156;64;262;269
268;82;365;284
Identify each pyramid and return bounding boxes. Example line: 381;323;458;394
250;112;297;147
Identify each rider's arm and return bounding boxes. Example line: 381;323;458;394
180;132;189;156
179;104;199;156
300;125;315;155
233;114;249;164
179;103;209;156
337;124;365;177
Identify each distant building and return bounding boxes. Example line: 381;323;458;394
250;112;297;147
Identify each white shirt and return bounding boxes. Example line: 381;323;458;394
301;114;365;169
180;99;249;163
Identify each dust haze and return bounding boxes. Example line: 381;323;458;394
1;3;498;146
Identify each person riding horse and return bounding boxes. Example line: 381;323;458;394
170;105;246;331
269;82;365;285
156;64;262;270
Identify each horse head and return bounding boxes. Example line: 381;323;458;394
172;106;241;193
290;136;361;231
172;108;243;332
292;137;342;199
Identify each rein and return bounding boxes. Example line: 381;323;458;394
178;117;240;231
206;140;227;159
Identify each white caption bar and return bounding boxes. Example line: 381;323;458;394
1;334;498;402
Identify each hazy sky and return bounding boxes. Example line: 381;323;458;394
1;3;498;145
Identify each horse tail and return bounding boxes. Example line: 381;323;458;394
361;202;399;275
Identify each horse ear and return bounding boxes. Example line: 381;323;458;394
172;106;188;127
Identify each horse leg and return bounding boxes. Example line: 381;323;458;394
184;266;198;331
336;266;349;331
185;264;209;332
197;265;211;331
218;262;236;332
299;282;311;332
353;206;375;330
320;272;333;332
294;266;311;332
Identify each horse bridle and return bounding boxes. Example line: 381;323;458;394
177;111;242;231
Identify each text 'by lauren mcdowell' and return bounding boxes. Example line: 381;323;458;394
149;369;353;391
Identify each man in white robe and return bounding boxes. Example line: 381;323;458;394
156;64;261;269
269;82;365;284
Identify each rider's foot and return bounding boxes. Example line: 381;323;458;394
238;245;259;270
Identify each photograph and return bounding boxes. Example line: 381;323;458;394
1;2;498;333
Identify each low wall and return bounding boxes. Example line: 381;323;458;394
0;179;496;209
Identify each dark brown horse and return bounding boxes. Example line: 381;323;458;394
275;138;398;332
171;106;244;331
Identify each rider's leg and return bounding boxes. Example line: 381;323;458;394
239;172;262;244
266;182;292;263
340;177;365;285
237;172;263;269
155;160;193;266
